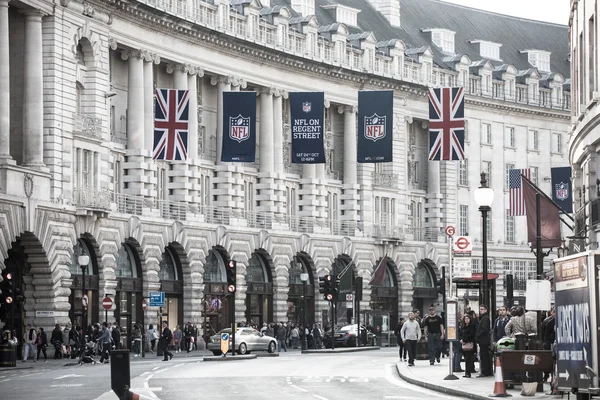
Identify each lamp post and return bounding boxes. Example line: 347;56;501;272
300;272;309;351
78;253;90;364
473;172;494;308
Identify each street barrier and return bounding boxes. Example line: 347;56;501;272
110;349;131;399
490;353;511;397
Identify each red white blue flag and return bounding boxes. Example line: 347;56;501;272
153;89;189;161
428;87;465;161
509;168;530;216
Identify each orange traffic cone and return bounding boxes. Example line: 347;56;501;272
490;355;512;397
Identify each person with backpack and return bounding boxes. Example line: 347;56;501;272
36;327;48;362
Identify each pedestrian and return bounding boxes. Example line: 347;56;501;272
422;306;445;365
460;315;476;378
161;321;174;361
51;324;63;359
312;324;321;349
276;322;287;352
63;323;72;358
400;312;421;367
183;322;193;353
493;305;510;343
453;318;463;372
132;324;142;357
98;322;112;364
541;308;555;381
395;317;407;361
290;325;299;348
173;325;182;353
475;304;492;377
111;322;121;350
22;324;37;362
36;327;48;362
147;324;158;353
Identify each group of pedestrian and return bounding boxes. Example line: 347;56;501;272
253;321;324;351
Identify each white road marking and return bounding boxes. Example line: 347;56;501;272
0;379;9;383
290;384;309;393
384;363;455;399
312;395;329;400
54;374;84;380
152;366;160;371
50;383;84;388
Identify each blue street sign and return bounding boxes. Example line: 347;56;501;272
149;291;165;307
221;333;229;341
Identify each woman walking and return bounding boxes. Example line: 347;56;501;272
173;325;182;353
460;315;477;378
147;324;158;354
36;327;48;362
132;324;142;357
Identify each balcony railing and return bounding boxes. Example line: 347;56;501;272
113;192;144;216
404;226;444;242
243;210;273;229
74;114;103;140
372;172;399;188
73;188;111;210
157;198;188;221
201;205;231;225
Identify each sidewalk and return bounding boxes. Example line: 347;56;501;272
396;357;557;400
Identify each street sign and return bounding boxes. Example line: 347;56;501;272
525;280;551;311
455;281;480;289
220;332;230;355
445;226;455;237
453;258;472;278
82;294;88;308
149;291;165;307
142;299;147;312
346;301;353;309
102;297;112;310
453;236;472;253
345;294;353;301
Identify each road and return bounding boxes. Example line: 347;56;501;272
0;348;461;400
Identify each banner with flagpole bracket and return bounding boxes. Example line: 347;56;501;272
290;92;326;164
551;167;573;213
358;90;393;163
221;91;256;162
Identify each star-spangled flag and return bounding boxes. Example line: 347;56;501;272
428;87;465;161
509;168;530;216
153;89;189;161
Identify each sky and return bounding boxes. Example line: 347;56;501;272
441;0;571;25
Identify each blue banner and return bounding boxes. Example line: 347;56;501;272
358;90;393;163
221;91;256;162
290;92;325;163
551;166;573;213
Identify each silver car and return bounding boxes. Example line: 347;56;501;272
207;327;277;355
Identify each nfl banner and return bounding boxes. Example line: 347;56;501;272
153;89;189;161
221;91;256;162
357;90;393;163
290;92;326;163
428;87;465;161
551;166;573;213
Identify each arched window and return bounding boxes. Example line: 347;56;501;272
247;253;268;283
204;250;226;282
289;256;310;285
70;240;93;275
159;248;178;281
115;245;138;278
414;262;434;288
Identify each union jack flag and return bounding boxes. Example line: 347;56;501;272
153;89;189;161
428;87;465;161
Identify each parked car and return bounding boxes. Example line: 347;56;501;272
323;324;377;348
207;327;277;355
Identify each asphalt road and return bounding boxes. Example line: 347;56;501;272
0;349;461;400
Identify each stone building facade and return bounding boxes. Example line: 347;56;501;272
0;0;570;345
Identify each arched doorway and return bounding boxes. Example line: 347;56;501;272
245;251;273;327
115;242;143;349
69;238;99;330
332;255;354;326
286;253;314;326
412;260;438;319
159;246;183;331
370;259;398;336
202;248;231;338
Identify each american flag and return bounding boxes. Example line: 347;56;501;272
509;168;530;216
153;89;189;161
428;87;465;161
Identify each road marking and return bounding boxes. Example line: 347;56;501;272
152;366;160;371
0;379;9;383
50;384;83;388
384;363;455;399
290;384;309;393
312;395;329;400
54;374;84;380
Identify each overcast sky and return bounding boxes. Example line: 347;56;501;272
441;0;570;25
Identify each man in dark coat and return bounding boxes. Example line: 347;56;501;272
183;322;193;353
111;322;121;350
475;304;492;377
161;321;174;361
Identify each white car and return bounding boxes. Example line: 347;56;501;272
207;327;277;355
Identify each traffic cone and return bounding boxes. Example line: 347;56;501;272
489;355;512;397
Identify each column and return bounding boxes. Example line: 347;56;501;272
259;87;274;174
273;92;284;171
142;52;155;152
187;68;204;161
0;0;11;160
123;50;144;150
212;76;231;164
22;10;44;167
339;106;359;228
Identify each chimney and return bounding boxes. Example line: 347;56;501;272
368;0;401;28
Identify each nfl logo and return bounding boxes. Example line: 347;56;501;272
229;115;250;143
364;114;386;142
555;182;569;201
302;102;311;113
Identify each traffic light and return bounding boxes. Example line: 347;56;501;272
226;260;236;293
331;274;340;301
321;275;333;301
318;276;327;295
437;266;446;297
0;270;14;305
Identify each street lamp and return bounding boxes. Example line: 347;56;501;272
78;253;90;364
473;172;494;308
300;272;309;351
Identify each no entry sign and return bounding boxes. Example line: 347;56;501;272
102;297;113;310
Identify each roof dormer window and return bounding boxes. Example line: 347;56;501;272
423;29;455;54
524;50;551;72
321;4;360;26
471;40;502;61
291;0;314;17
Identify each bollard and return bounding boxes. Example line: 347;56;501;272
110;349;131;399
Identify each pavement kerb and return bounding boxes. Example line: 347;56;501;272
302;346;381;354
203;354;257;361
395;362;490;400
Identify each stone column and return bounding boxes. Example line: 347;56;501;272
123;50;145;150
273;91;284;171
212;76;231;164
339;106;359;228
187;67;204;161
22;10;45;167
259;87;274;174
142;51;159;152
0;0;11;161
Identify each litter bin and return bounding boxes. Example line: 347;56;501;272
0;345;17;368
